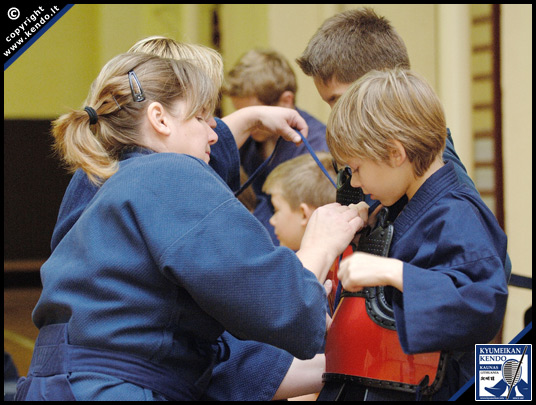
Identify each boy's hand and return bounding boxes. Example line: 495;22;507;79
338;252;404;292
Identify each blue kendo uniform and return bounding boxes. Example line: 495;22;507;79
198;109;327;401
240;107;328;245
42;118;313;401
357;161;508;401
323;132;511;401
16;146;329;401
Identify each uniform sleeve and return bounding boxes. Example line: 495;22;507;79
209;118;241;192
391;198;508;354
159;196;327;359
202;333;293;401
135;154;327;360
444;131;512;281
396;256;507;354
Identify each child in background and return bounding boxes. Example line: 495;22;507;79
327;67;508;400
263;152;336;251
224;48;329;244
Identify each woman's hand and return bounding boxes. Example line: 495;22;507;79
221;106;308;148
297;203;365;282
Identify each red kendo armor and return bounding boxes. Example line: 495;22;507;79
326;245;353;314
323;208;447;396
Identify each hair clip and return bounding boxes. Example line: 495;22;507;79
111;95;122;110
128;70;146;102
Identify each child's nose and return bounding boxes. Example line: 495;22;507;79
350;175;361;188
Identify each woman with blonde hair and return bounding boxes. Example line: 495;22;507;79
47;36;348;401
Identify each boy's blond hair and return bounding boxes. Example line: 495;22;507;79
224;49;297;105
327;68;446;177
263;152;336;210
128;36;224;90
296;8;410;85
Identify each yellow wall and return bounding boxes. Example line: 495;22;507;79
4;5;99;118
4;4;532;343
219;4;439;126
4;4;216;118
501;4;532;343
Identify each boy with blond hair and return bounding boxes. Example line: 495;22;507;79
224;48;328;244
298;12;512;398
263;152;337;251
325;67;508;400
296;8;481;215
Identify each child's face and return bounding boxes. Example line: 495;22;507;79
231;95;263;110
314;77;351;108
346;156;408;207
269;189;307;251
167;101;218;164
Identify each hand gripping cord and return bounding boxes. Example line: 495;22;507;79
234;130;336;198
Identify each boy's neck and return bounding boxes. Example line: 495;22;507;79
407;156;445;201
260;137;278;160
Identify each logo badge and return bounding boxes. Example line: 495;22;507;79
476;344;531;401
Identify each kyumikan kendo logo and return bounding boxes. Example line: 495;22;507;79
476;344;531;401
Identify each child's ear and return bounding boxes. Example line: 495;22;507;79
299;203;316;224
277;91;295;109
146;102;172;136
390;140;407;167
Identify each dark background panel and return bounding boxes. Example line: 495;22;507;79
4;119;72;261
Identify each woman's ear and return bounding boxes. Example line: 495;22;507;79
390;139;408;167
146;102;172;137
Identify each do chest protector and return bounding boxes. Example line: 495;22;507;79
320;168;448;400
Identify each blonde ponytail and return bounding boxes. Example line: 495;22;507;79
52;107;119;185
51;52;217;186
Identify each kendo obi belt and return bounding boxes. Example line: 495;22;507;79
15;323;198;401
323;208;447;396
